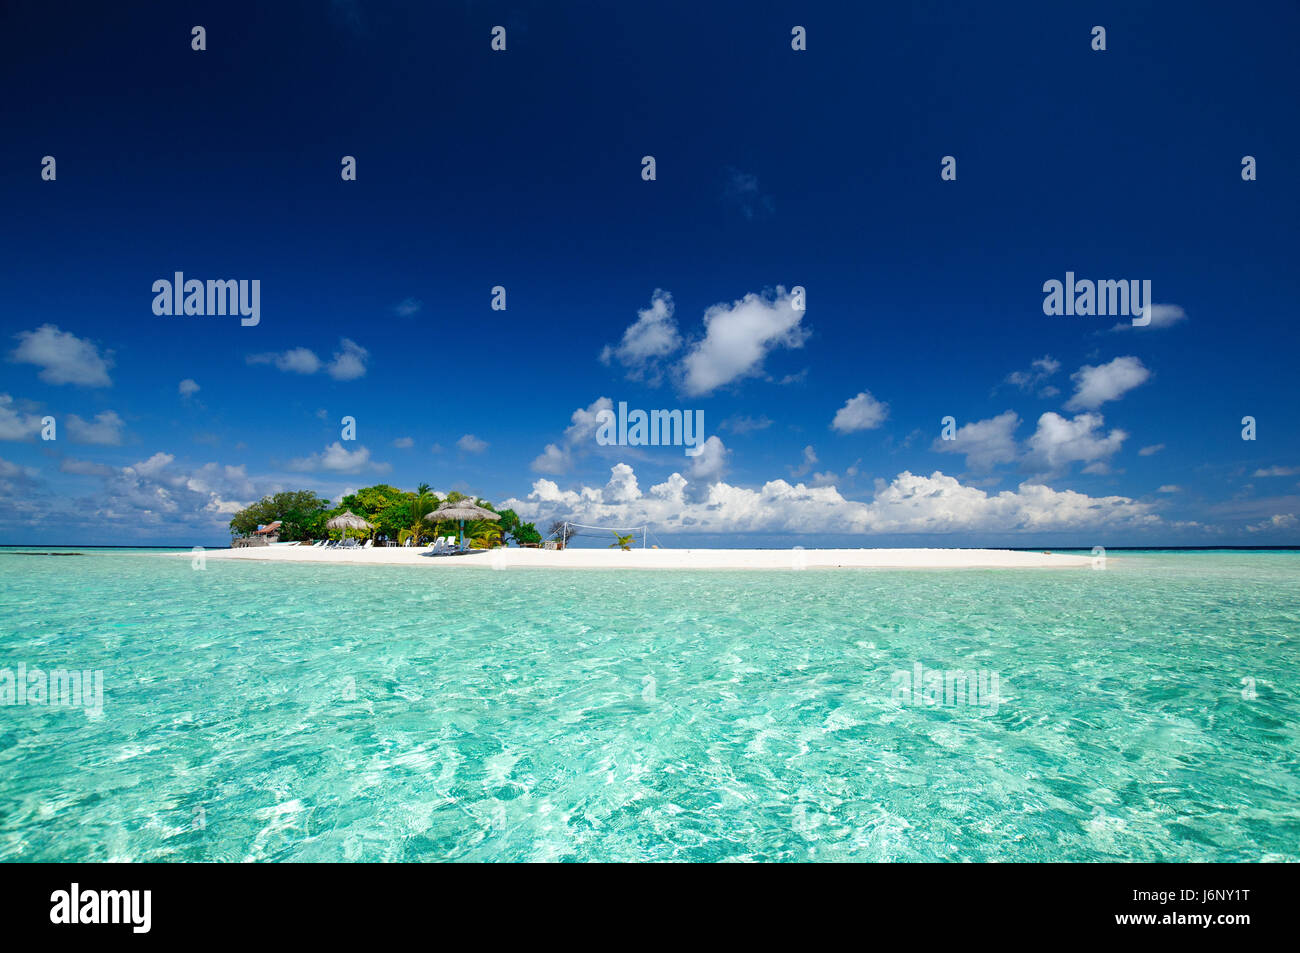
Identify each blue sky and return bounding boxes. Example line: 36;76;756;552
1;0;1297;546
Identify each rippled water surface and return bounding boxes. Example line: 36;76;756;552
0;549;1297;861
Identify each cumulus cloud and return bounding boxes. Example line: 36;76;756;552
501;465;1160;536
247;339;368;380
831;391;889;433
10;325;113;387
680;287;808;396
248;347;321;374
66;410;125;446
531;443;570;474
327;338;369;380
392;436;414;449
58;453;262;528
1004;356;1061;396
790;444;818;478
600;290;681;383
690;435;729;480
530;397;614;474
0;394;44;441
0;457;38;479
178;378;200;399
1139;444;1165;457
1110;303;1187;332
931;411;1021;471
1247;513;1297;533
1024;412;1127;474
288;442;387;474
1064;356;1150;410
457;433;488;454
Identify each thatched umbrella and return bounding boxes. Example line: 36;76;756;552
425;498;500;552
326;509;373;545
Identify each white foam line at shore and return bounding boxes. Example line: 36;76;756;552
183;547;1094;570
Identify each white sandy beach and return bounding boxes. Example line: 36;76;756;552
192;546;1094;570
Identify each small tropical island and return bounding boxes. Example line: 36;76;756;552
212;482;1095;570
228;483;543;549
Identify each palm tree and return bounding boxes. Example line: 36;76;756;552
398;485;439;545
468;520;504;548
610;532;634;551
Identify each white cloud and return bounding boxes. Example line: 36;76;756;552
1253;466;1300;477
1065;356;1150;410
178;379;200;399
66;410;125;446
247;339;368;380
10;325;113;387
600;290;681;383
531;443;570;474
0;456;38;479
791;444;818;478
1004;355;1060;395
501;465;1160;536
1139;444;1165;457
690;436;729;480
931;411;1020;471
394;298;422;317
327;338;368;380
457;433;488;454
531;397;614;474
248;347;321;374
392;436;414;449
1025;412;1127;473
288;442;387;474
1157;485;1181;493
680;287;808;396
1247;513;1297;533
1111;303;1187;332
89;454;261;525
831;391;889;433
0;394;43;441
604;462;640;502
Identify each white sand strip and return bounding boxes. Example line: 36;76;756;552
191;546;1093;570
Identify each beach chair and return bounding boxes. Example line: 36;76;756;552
363;539;374;549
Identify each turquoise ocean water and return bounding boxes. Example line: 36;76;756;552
0;548;1296;862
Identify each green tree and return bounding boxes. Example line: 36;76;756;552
496;508;540;546
398;486;441;545
229;491;330;538
610;532;634;551
278;506;329;542
338;484;407;522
